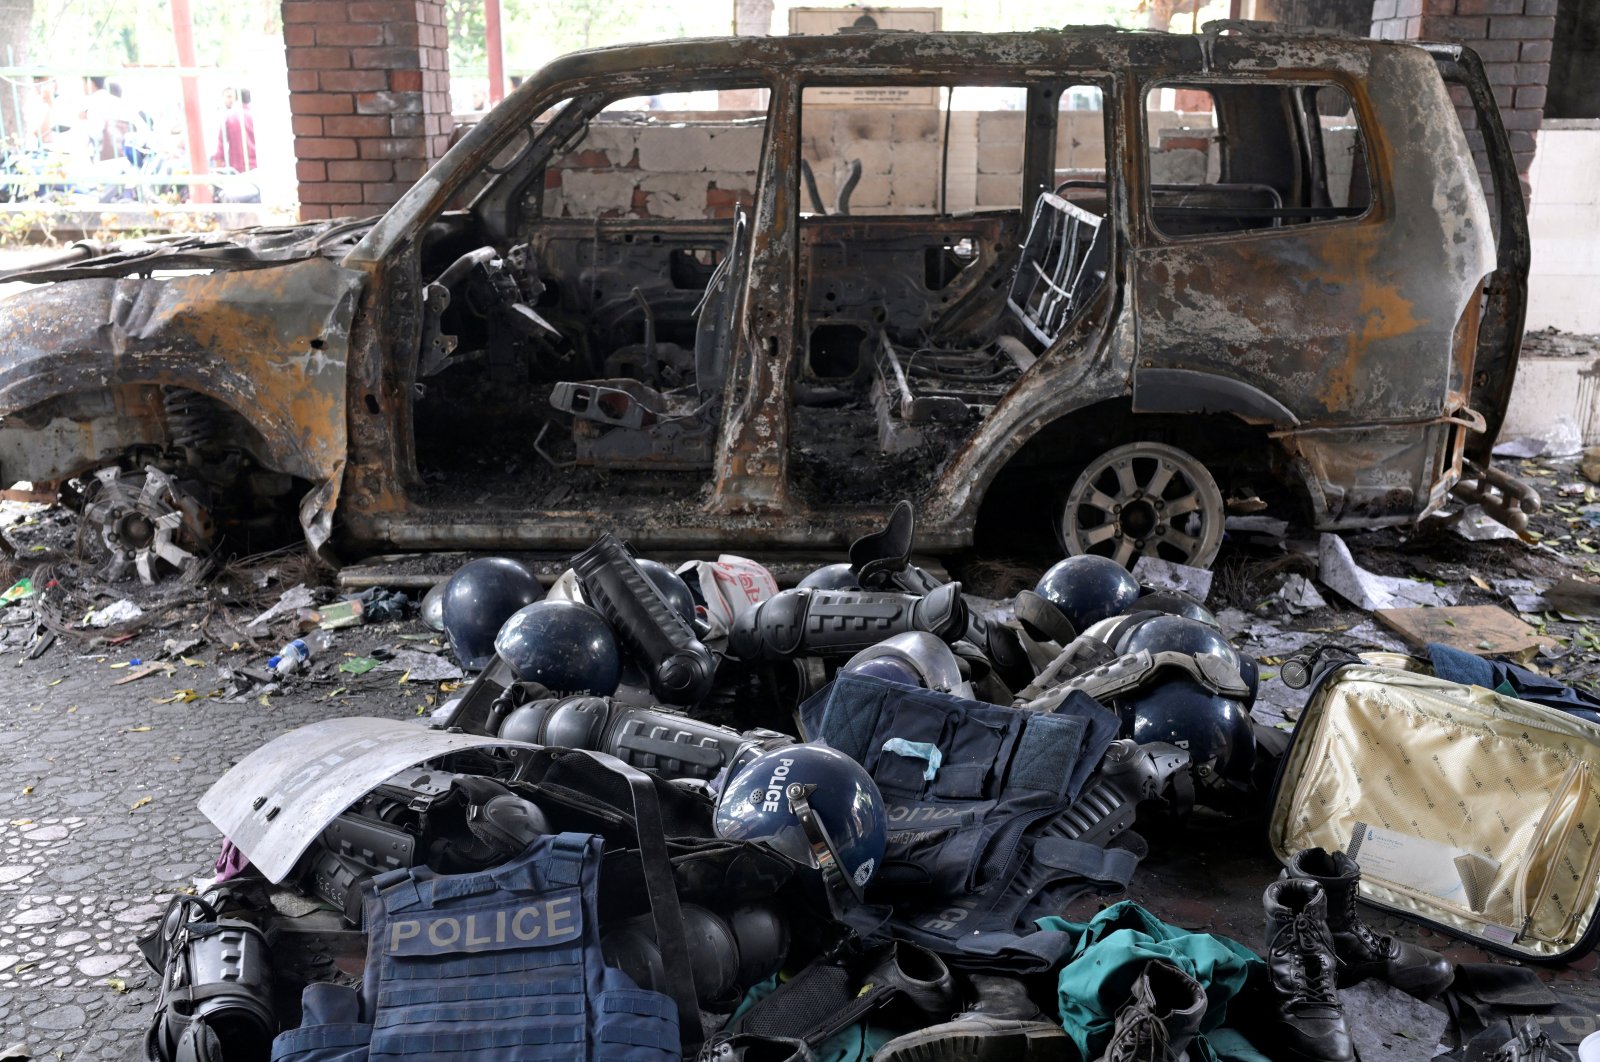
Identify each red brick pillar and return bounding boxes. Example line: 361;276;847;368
281;0;453;220
1370;0;1553;199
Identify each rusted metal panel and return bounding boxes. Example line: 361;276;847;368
1130;48;1494;429
0;253;363;550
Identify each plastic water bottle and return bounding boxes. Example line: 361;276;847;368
269;630;330;675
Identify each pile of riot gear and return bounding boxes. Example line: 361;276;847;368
140;501;1336;1062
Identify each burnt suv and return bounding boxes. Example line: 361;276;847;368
0;22;1532;573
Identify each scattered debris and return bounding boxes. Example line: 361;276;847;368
338;657;380;676
159;636;205;659
1317;534;1457;611
1583;447;1600;485
376;649;464;682
1274;574;1327;614
113;662;177;685
244;584;315;634
1493;417;1585;459
1445;505;1523;542
85;600;144;628
1131;556;1213;601
1375;605;1556;657
1543;578;1600;622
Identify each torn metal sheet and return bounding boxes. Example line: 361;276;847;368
245;584;314;633
198;716;539;882
1275;574;1327;614
376;649;465;682
1131;557;1213;602
1317;534;1457;611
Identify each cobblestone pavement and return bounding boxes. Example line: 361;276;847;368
0;640;420;1059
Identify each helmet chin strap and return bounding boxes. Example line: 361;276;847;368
788;782;864;917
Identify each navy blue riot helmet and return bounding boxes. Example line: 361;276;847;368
493;600;622;696
635;558;697;624
441;557;544;670
797;562;861;591
1237;654;1259;709
1130;588;1218;628
1114;675;1256;795
1035;555;1142;635
841;632;968;695
1116;614;1239;671
714;745;887;912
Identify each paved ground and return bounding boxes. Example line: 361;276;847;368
0;638;420;1058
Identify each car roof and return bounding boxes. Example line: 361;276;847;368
525;23;1404;86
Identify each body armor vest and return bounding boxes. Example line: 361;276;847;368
801;673;1136;971
272;832;680;1061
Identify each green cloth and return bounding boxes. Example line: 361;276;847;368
726;974;895;1062
1037;901;1265;1062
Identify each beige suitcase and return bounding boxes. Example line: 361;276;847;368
1266;659;1600;963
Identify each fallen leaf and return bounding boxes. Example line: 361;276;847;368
126;725;152;733
45;678;62;687
129;796;152;812
181;657;206;667
258;693;271;707
1470;575;1491;590
66;706;77;713
108;662;129;669
230;641;242;651
21;785;33;795
154;690;200;705
106;976;127;993
10;818;33;825
397;671;411;684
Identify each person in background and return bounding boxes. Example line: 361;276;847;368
23;76;59;149
211;86;257;174
80;75;118;160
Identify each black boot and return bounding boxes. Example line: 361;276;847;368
1262;878;1355;1062
1287;847;1454;999
965;973;1044;1021
1094;960;1206;1062
873;973;1067;1062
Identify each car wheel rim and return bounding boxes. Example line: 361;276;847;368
1061;441;1224;569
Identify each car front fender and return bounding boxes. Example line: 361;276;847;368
0;255;364;552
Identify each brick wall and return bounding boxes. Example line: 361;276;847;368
534;110;1119;220
1370;0;1554;199
281;0;453;220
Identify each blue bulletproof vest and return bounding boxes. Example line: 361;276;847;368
800;673;1136;972
272;832;681;1062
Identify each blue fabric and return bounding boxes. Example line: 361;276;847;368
271;984;372;1062
273;832;680;1062
800;673;1128;969
1427;643;1600;724
1036;901;1264;1062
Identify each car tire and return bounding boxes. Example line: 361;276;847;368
1058;440;1225;569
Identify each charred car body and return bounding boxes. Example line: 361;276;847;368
0;24;1533;570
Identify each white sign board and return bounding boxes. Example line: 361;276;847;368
789;7;943;107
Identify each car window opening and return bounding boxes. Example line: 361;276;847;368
408;86;768;507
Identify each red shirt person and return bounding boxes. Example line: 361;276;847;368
211;87;257;173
